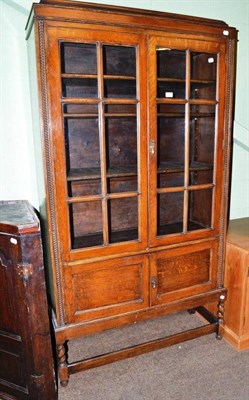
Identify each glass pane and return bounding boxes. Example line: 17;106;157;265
107;176;137;194
158;172;184;189
157;103;185;117
157;82;185;99
69;202;103;249
106;117;137;176
157;49;186;79
157;49;186;99
189;105;215;185
63;103;98;115
62;78;98;98
157;106;185;177
104;79;136;98
103;45;137;99
105;104;136;115
61;43;97;74
157;192;184;236
188;188;213;231
65;117;101;195
190;52;217;100
108;197;138;243
68;179;101;197
103;45;136;76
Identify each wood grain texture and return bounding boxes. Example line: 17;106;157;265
224;218;249;350
0;201;56;399
26;0;237;385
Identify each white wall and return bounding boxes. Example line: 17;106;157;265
1;0;248;219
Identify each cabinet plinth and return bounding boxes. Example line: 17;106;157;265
26;0;237;385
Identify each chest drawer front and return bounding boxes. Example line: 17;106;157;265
64;255;149;323
150;241;218;305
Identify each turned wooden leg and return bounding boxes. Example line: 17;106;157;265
57;342;69;387
217;294;226;340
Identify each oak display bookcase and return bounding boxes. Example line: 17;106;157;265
26;0;237;385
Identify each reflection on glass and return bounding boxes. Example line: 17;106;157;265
190;52;217;100
61;43;97;74
157;192;184;236
106;117;137;173
103;46;136;76
108;197;138;243
70;202;103;249
189;105;215;185
188;188;213;231
65;118;100;172
62;78;98;98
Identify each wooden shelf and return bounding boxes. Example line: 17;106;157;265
157;220;208;236
72;228;138;249
158;113;215;118
157;78;215;85
68;162;212;182
158;161;213;174
68;165;137;181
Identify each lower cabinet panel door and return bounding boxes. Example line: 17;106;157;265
64;255;149;323
150;241;219;305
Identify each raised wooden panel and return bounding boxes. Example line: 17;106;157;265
151;241;218;304
64;255;149;323
157;249;210;293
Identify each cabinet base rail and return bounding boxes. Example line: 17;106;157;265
58;306;222;386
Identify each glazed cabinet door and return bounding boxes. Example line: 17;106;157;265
148;36;227;246
44;24;148;261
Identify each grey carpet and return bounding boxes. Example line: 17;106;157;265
58;311;249;400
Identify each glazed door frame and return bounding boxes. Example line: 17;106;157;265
43;23;148;261
148;35;227;247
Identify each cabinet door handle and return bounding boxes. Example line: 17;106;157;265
151;276;157;289
149;139;155;155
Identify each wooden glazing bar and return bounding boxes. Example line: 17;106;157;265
183;49;191;234
103;98;138;104
188;183;215;191
61;73;97;79
189;99;218;105
135;45;142;246
105;113;136;117
68;323;218;375
61;98;100;104
97;43;109;246
157;98;187;104
67;195;102;203
104;75;136;80
157;187;185;194
211;50;220;230
63;113;98;118
107;191;139;200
